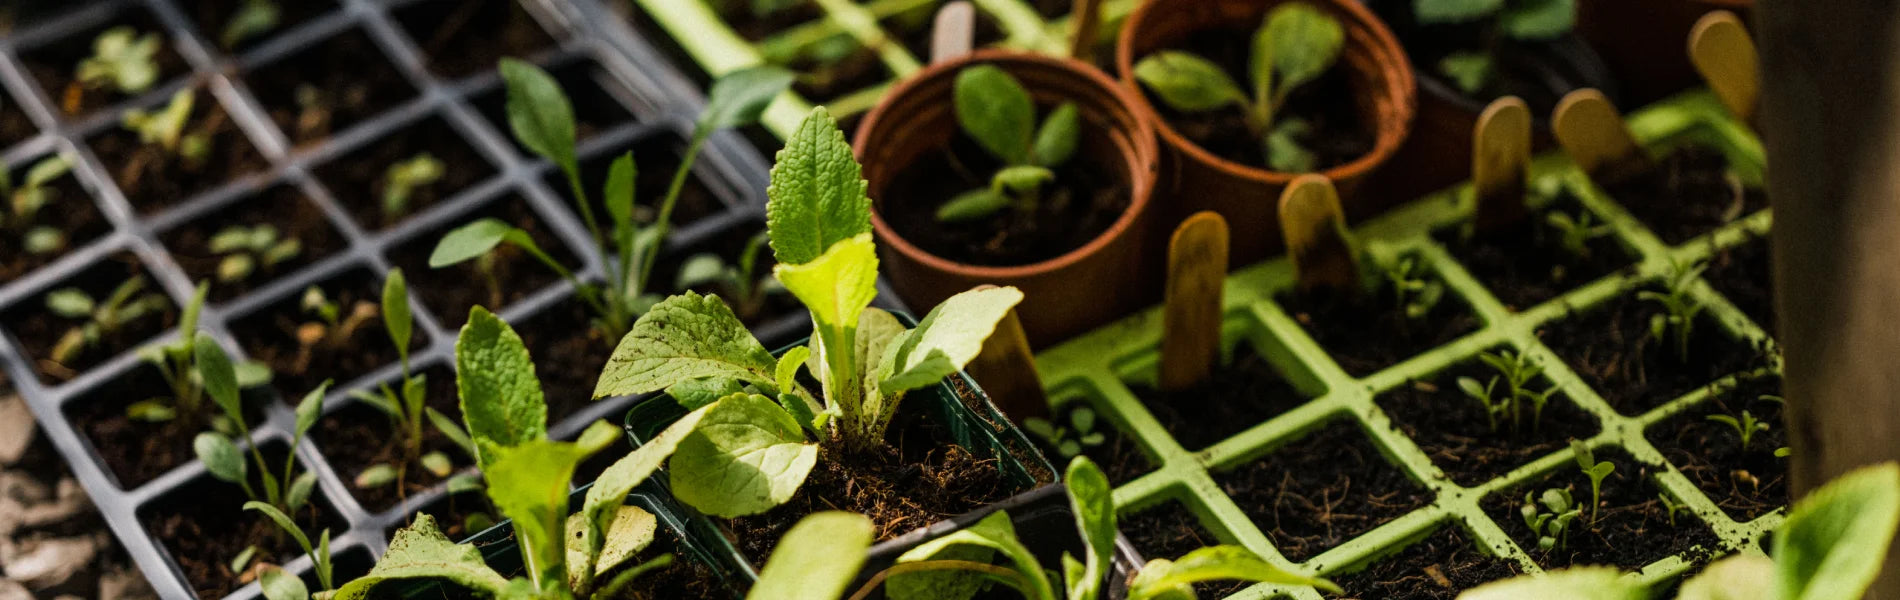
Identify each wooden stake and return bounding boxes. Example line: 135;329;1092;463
1689;10;1759;123
967;285;1049;421
1472;96;1532;231
1069;0;1104;64
1278;174;1358;293
931;1;976;64
1159;212;1229;391
1552;89;1651;185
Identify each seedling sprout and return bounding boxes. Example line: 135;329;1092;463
932;64;1079;223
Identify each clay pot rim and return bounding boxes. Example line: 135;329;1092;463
855;49;1159;279
1114;0;1416;185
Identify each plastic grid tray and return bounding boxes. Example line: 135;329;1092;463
1033;91;1778;599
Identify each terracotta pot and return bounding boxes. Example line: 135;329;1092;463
1116;0;1415;266
1578;0;1753;107
856;50;1161;348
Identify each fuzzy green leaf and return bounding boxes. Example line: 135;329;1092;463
1414;0;1505;24
954;64;1035;165
1453;567;1641;600
500;58;577;181
1133;51;1248;113
698;66;796;133
766;107;871;265
880;286;1024;394
594;292;777;398
258;565;308;600
773;233;879;335
332;515;510;599
454;306;547;470
671;393;818;518
747;512;875;600
1129;546;1339;598
1774;462;1900;600
382;269;411;361
1031;102;1080;168
1499;0;1575;40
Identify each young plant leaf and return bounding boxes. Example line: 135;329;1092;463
332;515;511;599
1453;566;1641;600
429;218;546;268
454;306;548;470
499;58;577;181
484;437;609;593
292;381;329;441
670;393;818;518
1499;0;1576;40
1066;456;1117;600
1133;51;1248;112
954;64;1035;165
766;107;871;265
696;66;796;133
1258;2;1344;107
382;269;411;362
604;152;636;237
746;512;875;600
896;511;1053;600
1414;0;1506;24
594;292;778;398
880;286;1025;394
935;189;1012;223
574;404;713;589
1676;554;1772;600
775;346;811;394
1128;546;1340;598
355;464;397;489
773;234;879;337
1031;102;1080;168
1773;462;1900;600
194;337;243;424
194;432;246;485
245;502;317;569
568;505;658;585
666;377;748;410
257;565;308;600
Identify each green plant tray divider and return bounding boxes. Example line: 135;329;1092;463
1032;90;1776;600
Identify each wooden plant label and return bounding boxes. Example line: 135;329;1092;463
1278;174;1359;293
1553;89;1651;185
1690;10;1759;123
1473;96;1532;231
1160;211;1229;391
967;284;1050;421
1069;0;1104;64
931;1;976;64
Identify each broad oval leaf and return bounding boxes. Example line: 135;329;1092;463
575;404;713;586
881;286;1025;394
429;219;533;268
500;58;577;178
1067;456;1116;600
773;233;879;334
1774;462;1900;600
194;432;246;484
766;107;871;266
1128;546;1338;598
1677;555;1772;600
698;66;796;133
594;292;777;399
1133;51;1248;113
454;306;547;471
954;64;1035;165
194;336;244;424
747;512;874;600
670;394;818;518
332;515;510;600
1031;102;1080;168
258;565;309;600
1261;2;1345;102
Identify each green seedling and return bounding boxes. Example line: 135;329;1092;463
1368;246;1445;320
1456;349;1557;435
221;0;280;49
244;502;338;600
347;270;473;494
0;154;76;255
1658;492;1686;527
191;336;326;522
297;285;378;353
1414;0;1576;96
1133;2;1344;171
129;283;271;423
208;224;302;283
1520;487;1579;551
76;27;161;95
430;60;790;342
1572;439;1615;524
44;275;170;366
932;65;1079;223
121;88;212;169
1458;462;1900;600
1638;260;1708;364
673;230;786;322
1707;409;1771;453
1543;208;1612;261
861;457;1338;600
1022;405;1108;458
381;152;444;223
592;108;1026;522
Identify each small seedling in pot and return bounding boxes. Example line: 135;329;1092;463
932;64;1079;223
430;60;790;342
1023;405;1108;458
1520;487;1579;551
44;275;170;366
346;269;473;494
0;154;76;255
673;230;786;322
208;224;302;283
128;283;271;423
380;152;444;224
1132;2;1344;171
220;0;280;49
121;88;213;171
1657;492;1686;526
1571;439;1614;523
1413;0;1576;96
1456;349;1556;435
1638;260;1708;364
74;27;161;96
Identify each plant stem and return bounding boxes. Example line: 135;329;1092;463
636;132;710;298
561;168;607;262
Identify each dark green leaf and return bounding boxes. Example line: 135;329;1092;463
1413;0;1505;24
604;152;636;236
382;269;411;361
1499;0;1575;40
194;337;244;424
1030;102;1080;167
953;64;1035;165
500;58;577;181
194;432;246;485
1133;51;1247;113
935;188;1011;223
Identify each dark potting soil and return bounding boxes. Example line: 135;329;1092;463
311;365;470;513
387;194;574;322
1140;30;1374;171
1029;401;1155;487
141;445;347;600
18;7;190;117
160;185;345;303
621;535;740;600
1645;374;1786;522
787;39;891;101
1;87;38;145
514;298;613;422
67;364;268;488
395;0;556;80
712;0;822;42
229;269;428;401
1601;147;1768;246
1277;281;1480;378
939;374;1057;487
0;159;108;282
1215;420;1432;562
3;254;176;384
879;3;1005;64
540;133;730;232
1704;237;1776;335
1027;0;1071;20
1435;195;1638;311
1538;288;1768;416
1366;0;1587;114
186;0;337;52
86;89;270;215
1378;361;1600;488
315;115;496;231
1327;526;1520;600
883;133;1129;267
246;27;416;147
472;58;637;153
1122;500;1249;599
1128;347;1312;451
1482;449;1724;570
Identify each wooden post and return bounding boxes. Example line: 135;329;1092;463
1551;89;1651;185
1689;11;1759;124
1159;212;1229;391
1278;174;1358;293
1757;1;1900;597
1069;0;1104;63
931;1;975;64
968;285;1050;421
1472;96;1532;231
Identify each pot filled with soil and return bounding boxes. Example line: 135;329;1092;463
1116;0;1414;265
1578;0;1753;107
855;50;1160;347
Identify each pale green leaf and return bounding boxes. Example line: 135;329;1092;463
500;58;577;180
1266;117;1316;172
1133;51;1248;113
1260;2;1344;104
899;511;1053;600
1677;555;1772;600
485;438;609;593
355;464;397;489
1067;457;1116;600
1438;51;1495;96
421;451;453;478
259;565;309;600
1414;0;1505;24
1452;567;1642;600
698;66;796;133
773;233;878;333
285;471;315;513
292;381;329;441
594;292;777;398
667;377;748;410
193;336;245;424
604;152;636;235
245;502;316;563
954;64;1035;165
1031;102;1080;167
993;165;1054;194
857;308;908;401
429;219;544;268
575;405;712;587
455;306;547;471
675;254;728;290
775;346;811;395
1128;546;1338;598
586;506;658;581
747;512;875;600
332;515;510;599
888;538;995;600
44;288;93;318
1774;462;1900;600
766;107;871;265
935;188;1012;223
880;286;1024;394
671;393;817;518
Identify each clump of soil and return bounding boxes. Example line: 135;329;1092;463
540;133;731;232
1437;195;1637;311
2;254;176;384
1538;288;1768;416
1277;279;1480;378
1128;347;1312;450
228;270;427;401
1122;501;1248;598
312;365;469;513
160;185;345;302
87;89;269;215
246;27;416;146
67;364;267;488
1027;401;1155;487
387;195;572;320
1703;237;1775;334
18;8;189;117
1215;420;1432;562
1601;147;1768;246
141;445;346;599
1482;449;1724;570
0;158;109;282
1378;360;1601;487
1327;526;1520;600
1646;374;1786;522
394;0;555;80
315;115;495;231
621;541;740;600
186;0;337;52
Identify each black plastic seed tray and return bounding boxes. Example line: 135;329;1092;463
0;0;829;598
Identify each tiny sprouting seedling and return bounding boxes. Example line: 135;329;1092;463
129;283;272;423
1707;409;1771;453
1543;208;1613;261
1638;261;1708;364
208;224;302;283
1456;349;1557;435
380;152;444;224
44;275;170;365
121;88;212;169
297;284;378;353
75;27;161;95
932;65;1079;223
1132;2;1344;171
430;60;790;342
1367;246;1444;320
1657;492;1686;527
1572;439;1615;524
673;231;786;322
346;269;473;493
1022;405;1108;459
1414;0;1576;96
1520;488;1579;551
0;154;76;256
221;0;280;49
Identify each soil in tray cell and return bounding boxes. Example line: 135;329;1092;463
1377;355;1602;488
246;27;416;147
1704;236;1775;335
1600;146;1768;246
87;86;270;215
709;0;823;42
18;6;190;118
1123;500;1250;599
1326;525;1521;600
386;193;576;322
314;113;497;232
1135;30;1374;172
312;364;474;514
140;443;350;600
1026;399;1157;487
1214;419;1432;563
879;1;1007;62
187;0;338;52
2;253;177;385
1482;448;1724;570
1277;267;1481;379
1;85;39;146
1538;285;1769;416
514;297;612;422
619;532;744;600
472;57;639;151
540;132;731;229
1127;346;1315;451
1646;374;1786;522
229;267;430;402
159;184;346;303
0;153;111;282
66;363;270;489
1435;193;1639;311
395;0;557;80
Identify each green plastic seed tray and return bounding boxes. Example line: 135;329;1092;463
1033;90;1778;600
